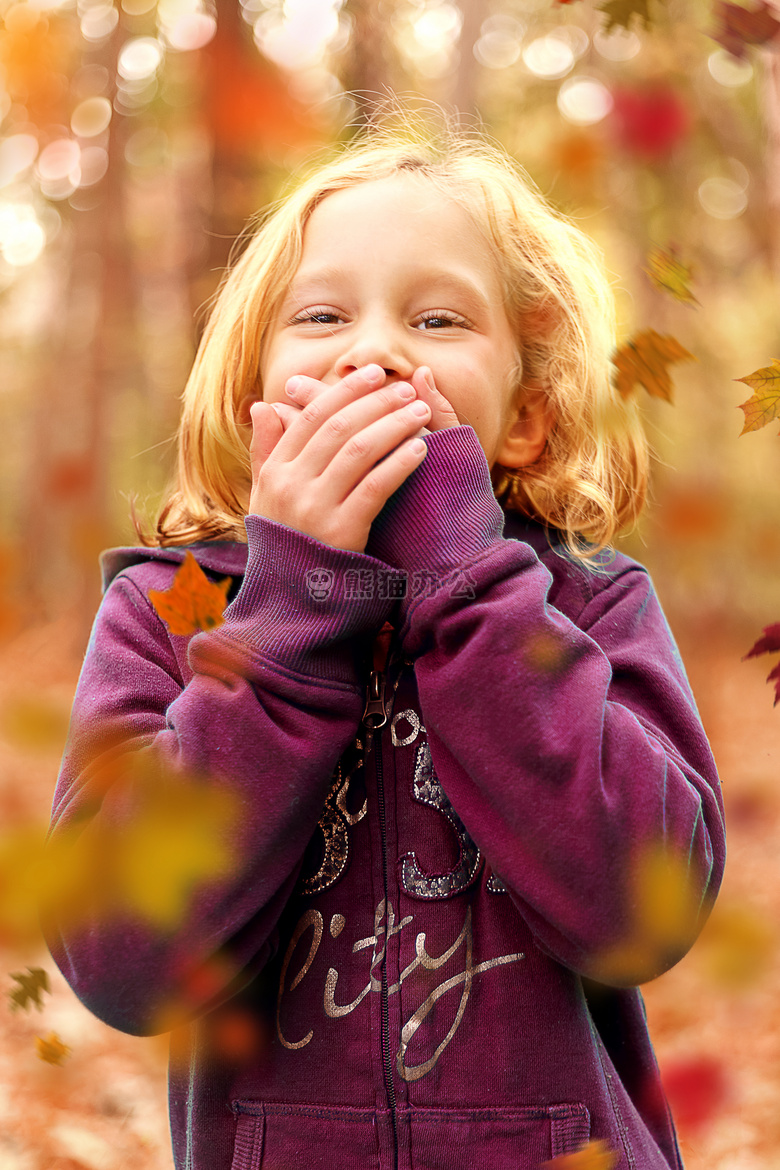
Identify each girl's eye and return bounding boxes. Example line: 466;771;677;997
291;308;343;326
415;311;470;331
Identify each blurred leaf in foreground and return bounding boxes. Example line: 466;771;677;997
736;359;780;435
694;901;776;987
612;331;697;403
542;1139;619;1168
0;757;242;946
1;696;70;752
36;1032;71;1066
712;0;780;58
590;842;702;983
149;552;231;635
644;246;698;306
743;623;780;705
598;0;652;33
8;966;50;1012
660;1054;731;1131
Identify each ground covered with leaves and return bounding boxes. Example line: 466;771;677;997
0;609;776;1169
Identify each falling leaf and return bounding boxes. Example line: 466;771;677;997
8;967;50;1012
36;1031;71;1066
206;1008;269;1064
644;247;699;306
598;0;653;32
711;0;780;58
524;631;573;675
1;697;70;752
612;331;697;403
591;843;703;983
695;901;776;987
609;85;691;160
148;552;231;636
552;133;604;181
735;359;780;435
743;622;780;704
660;1054;730;1130
542;1139;619;1169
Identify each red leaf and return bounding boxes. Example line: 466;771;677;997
712;0;780;59
744;622;780;659
743;623;780;705
660;1054;731;1130
609;85;691;159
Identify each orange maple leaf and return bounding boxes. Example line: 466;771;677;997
36;1031;71;1066
612;330;697;403
735;359;780;435
148;553;231;635
542;1138;619;1169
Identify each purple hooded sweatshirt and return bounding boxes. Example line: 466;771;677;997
46;427;724;1170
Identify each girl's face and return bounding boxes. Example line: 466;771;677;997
260;174;525;468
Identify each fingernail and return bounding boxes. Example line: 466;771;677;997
422;367;436;392
286;376;303;397
361;364;384;385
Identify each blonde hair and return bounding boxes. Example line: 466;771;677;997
140;119;648;559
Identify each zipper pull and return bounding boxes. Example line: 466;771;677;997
361;620;394;731
362;668;388;730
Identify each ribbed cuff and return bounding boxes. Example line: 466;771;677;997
190;515;405;686
366;426;505;575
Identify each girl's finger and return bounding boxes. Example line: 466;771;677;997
270;364;389;463
411;367;460;431
249;402;283;484
269;401;304;432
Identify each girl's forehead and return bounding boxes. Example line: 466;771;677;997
300;174;501;279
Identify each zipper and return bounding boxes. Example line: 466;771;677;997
361;621;399;1167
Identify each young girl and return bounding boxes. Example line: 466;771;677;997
46;125;724;1170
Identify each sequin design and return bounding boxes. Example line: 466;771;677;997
487;873;508;894
300;752;367;896
400;740;483;899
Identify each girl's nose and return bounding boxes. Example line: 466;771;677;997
333;321;414;383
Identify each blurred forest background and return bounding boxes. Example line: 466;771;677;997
0;0;779;1167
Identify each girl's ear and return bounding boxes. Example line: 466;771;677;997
495;386;550;469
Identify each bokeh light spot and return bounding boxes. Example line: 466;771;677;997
697;177;747;219
523;35;574;80
71;96;113;138
118;37;165;81
558;77;613;126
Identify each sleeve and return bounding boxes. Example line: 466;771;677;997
44;515;405;1035
365;427;726;986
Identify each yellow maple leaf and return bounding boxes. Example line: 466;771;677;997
36;1031;71;1066
149;553;231;636
612;330;697;403
590;842;703;984
542;1138;619;1169
735;358;780;435
108;757;241;928
644;246;698;306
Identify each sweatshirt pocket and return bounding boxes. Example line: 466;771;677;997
230;1101;381;1170
230;1100;591;1170
400;1104;591;1169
